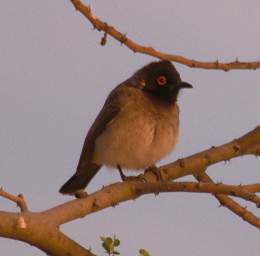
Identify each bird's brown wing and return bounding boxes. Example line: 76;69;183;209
59;87;121;194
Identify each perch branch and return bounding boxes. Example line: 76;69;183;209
43;126;260;228
70;0;260;71
153;126;260;182
1;127;259;255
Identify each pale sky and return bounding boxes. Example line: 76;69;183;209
0;1;259;255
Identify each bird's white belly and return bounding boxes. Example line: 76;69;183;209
93;106;179;170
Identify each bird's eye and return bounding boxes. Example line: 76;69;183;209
156;76;167;86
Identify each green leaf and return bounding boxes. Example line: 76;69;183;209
139;249;150;256
114;239;120;247
102;242;111;253
105;237;113;245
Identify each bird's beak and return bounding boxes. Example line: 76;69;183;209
180;81;193;89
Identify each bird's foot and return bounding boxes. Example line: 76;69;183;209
144;165;163;182
117;165;146;182
122;174;146;182
75;190;88;199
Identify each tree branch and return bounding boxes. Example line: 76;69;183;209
1;127;259;255
70;0;260;71
155;126;260;182
195;173;260;228
43;126;260;227
0;210;95;256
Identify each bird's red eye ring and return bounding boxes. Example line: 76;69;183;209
156;76;167;86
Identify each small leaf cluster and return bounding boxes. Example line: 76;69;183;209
139;249;150;256
100;235;151;256
100;235;120;255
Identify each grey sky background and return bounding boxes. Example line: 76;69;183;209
0;0;259;255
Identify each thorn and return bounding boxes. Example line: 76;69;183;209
92;199;99;210
154;191;159;196
224;159;231;165
178;159;185;168
223;67;229;72
119;34;128;45
111;201;118;208
233;144;240;152
100;23;108;46
100;33;107;46
190;60;196;67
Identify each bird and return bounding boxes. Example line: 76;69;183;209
59;60;192;195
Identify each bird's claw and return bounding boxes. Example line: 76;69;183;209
75;190;88;199
145;165;163;182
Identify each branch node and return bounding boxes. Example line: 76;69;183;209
92;198;99;211
178;159;185;168
0;188;29;212
17;215;27;229
119;34;128;45
233;144;240;153
17;194;29;212
190;60;196;67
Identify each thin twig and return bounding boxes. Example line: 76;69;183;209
132;181;260;208
0;188;29;212
70;0;260;71
195;173;260;228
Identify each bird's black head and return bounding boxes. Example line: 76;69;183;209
134;60;192;103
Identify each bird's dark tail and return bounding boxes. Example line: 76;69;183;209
59;165;100;195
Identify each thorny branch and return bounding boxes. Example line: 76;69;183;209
0;1;259;254
70;0;260;71
0;125;259;254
